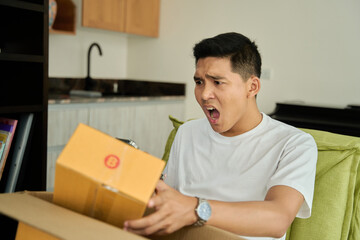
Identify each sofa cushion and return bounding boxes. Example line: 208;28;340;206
161;115;186;163
286;129;360;240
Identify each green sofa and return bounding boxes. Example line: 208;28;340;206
162;116;360;240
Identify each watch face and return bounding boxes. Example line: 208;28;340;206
198;201;212;221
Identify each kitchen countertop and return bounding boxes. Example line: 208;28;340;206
48;94;185;105
48;77;186;104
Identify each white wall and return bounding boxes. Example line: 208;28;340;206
49;0;360;120
127;0;360;119
49;0;128;79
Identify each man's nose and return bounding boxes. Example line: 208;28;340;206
201;83;215;100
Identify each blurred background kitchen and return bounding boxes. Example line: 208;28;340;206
47;0;360;190
1;0;358;192
50;0;360;117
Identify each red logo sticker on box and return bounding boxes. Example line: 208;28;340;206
104;154;120;169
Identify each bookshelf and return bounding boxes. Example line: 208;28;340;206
0;0;48;192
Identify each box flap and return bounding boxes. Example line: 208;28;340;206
25;191;53;202
154;225;243;240
56;123;165;203
0;192;148;240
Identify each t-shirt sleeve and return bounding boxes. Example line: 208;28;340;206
267;132;318;218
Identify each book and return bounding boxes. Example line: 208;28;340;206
5;113;33;193
0;139;6;161
0;131;10;160
0;117;18;180
0;125;12;159
0;123;13;132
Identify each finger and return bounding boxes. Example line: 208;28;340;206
153;228;174;236
150;216;188;236
124;209;167;231
155;180;169;192
148;192;165;208
126;219;168;236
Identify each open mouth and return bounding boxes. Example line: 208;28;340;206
206;107;220;123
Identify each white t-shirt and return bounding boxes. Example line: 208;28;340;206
163;113;318;240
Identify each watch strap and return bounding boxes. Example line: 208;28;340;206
193;218;206;227
194;197;208;227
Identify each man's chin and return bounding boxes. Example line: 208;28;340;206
208;122;235;136
208;121;224;133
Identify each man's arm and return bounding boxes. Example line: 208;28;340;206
123;181;304;238
208;185;304;238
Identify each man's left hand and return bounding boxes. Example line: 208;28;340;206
123;180;198;236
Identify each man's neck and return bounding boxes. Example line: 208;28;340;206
220;106;263;137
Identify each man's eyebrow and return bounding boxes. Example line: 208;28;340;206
205;74;224;80
193;76;202;81
193;74;225;81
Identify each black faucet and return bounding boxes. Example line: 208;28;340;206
85;42;103;90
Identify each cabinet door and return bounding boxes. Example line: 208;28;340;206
88;100;184;158
48;106;89;147
47;105;89;191
125;0;160;37
82;0;126;32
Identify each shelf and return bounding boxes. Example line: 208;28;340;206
0;60;44;108
0;0;47;197
0;53;44;62
0;105;44;114
49;28;75;35
50;0;76;35
0;0;44;12
0;4;44;55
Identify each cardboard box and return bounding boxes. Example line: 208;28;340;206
0;191;242;240
0;191;148;240
0;124;243;239
52;123;165;228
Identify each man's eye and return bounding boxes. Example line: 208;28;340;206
195;80;203;85
215;81;222;85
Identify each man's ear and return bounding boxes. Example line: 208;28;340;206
247;76;261;98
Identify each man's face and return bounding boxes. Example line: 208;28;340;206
194;57;255;137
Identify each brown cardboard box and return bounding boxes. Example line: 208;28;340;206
52;123;165;228
0;191;242;240
0;191;148;240
0;124;243;239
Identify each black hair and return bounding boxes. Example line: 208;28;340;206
193;32;262;80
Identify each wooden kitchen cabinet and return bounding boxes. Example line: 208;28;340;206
82;0;126;32
125;0;160;37
82;0;160;37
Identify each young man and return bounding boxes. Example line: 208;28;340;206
124;32;318;240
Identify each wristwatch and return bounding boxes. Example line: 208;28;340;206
194;197;212;226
